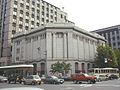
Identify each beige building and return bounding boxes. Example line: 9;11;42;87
0;0;71;66
12;23;105;76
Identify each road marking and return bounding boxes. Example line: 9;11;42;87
95;84;120;87
60;84;93;87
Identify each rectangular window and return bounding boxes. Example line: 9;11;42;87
31;21;34;25
37;16;40;20
25;19;29;23
19;17;23;21
13;8;17;12
37;4;40;8
20;10;23;14
26;5;29;10
25;26;29;30
14;1;18;5
16;48;20;54
19;24;23;29
26;0;30;3
20;3;24;7
16;57;19;61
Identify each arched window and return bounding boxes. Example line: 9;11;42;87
81;63;85;73
33;63;37;75
87;63;90;73
87;63;90;69
75;62;79;73
41;63;45;75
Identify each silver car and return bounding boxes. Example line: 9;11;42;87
0;76;8;83
24;75;41;85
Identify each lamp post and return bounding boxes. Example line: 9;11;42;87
44;50;47;76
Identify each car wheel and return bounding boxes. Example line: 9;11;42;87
24;81;26;85
92;80;96;84
39;81;41;85
32;82;35;85
87;80;91;84
8;81;11;84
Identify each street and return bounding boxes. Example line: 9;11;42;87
0;79;120;90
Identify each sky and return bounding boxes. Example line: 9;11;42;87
45;0;120;31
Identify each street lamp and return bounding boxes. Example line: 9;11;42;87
44;50;47;76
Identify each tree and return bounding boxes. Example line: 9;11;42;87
62;62;71;76
50;61;71;76
95;45;118;68
112;48;120;67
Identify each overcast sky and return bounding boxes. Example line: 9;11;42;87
45;0;120;31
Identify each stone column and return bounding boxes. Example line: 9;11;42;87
63;33;67;59
53;33;57;59
67;32;73;59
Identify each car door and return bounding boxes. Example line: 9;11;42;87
25;76;33;84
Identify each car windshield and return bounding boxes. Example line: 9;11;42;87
51;76;58;79
84;74;89;76
33;75;40;79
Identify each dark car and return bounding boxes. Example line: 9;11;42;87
44;76;64;84
60;76;71;81
8;75;24;84
108;74;118;80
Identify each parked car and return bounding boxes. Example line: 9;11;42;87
108;74;118;80
24;75;41;85
0;76;8;83
60;76;71;81
94;75;108;81
0;87;44;90
44;75;64;84
71;73;96;84
8;75;24;84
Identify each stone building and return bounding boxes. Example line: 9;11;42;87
12;23;105;75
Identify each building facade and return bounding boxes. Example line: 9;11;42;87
0;0;71;65
12;23;105;76
91;25;120;51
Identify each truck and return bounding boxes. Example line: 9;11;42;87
71;73;96;84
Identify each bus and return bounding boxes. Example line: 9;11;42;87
88;68;119;80
0;64;34;77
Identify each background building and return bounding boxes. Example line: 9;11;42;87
0;0;72;66
12;23;105;76
91;25;120;51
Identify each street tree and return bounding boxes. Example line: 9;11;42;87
95;45;117;68
50;61;71;76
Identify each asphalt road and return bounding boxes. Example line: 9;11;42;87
0;79;120;90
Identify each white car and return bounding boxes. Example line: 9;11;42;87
0;76;8;83
24;75;41;85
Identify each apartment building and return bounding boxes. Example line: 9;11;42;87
12;23;105;75
0;0;70;66
91;25;120;51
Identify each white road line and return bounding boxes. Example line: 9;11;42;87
60;84;93;87
95;84;120;87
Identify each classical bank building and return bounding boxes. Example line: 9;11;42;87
12;23;105;75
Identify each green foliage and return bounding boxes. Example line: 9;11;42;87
95;45;119;68
50;61;71;75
